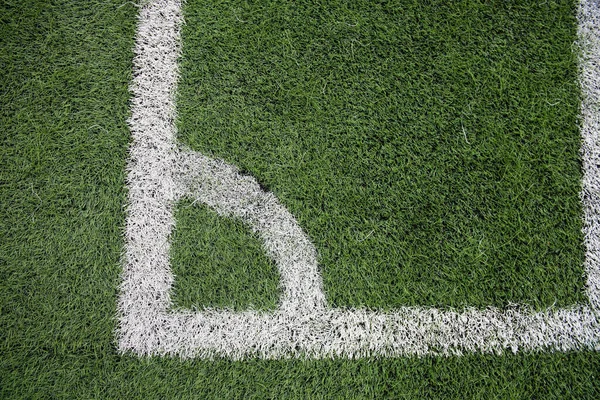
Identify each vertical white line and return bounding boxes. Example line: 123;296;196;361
118;0;183;352
579;0;600;311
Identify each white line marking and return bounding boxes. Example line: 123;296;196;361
579;0;600;312
117;0;600;358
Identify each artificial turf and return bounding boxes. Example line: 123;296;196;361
175;0;587;311
2;0;599;398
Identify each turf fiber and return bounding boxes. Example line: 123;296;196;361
2;0;599;398
175;0;587;311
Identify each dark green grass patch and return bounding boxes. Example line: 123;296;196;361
2;0;599;399
177;0;587;310
170;200;280;311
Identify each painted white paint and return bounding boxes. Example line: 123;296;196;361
117;0;600;358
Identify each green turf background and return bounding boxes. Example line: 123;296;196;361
2;0;599;398
176;0;586;310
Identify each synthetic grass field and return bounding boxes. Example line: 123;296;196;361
176;0;586;311
2;0;600;397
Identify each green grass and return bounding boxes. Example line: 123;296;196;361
2;0;599;398
170;200;280;311
176;0;586;310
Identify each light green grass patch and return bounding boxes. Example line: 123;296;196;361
170;200;280;311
